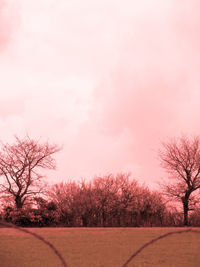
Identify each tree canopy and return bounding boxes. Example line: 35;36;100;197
0;136;61;209
159;136;200;225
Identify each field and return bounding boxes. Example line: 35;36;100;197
0;227;200;266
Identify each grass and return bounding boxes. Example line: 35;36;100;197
0;227;200;266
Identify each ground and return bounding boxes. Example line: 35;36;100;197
0;227;200;266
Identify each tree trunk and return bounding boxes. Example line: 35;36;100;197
182;196;189;226
81;215;88;227
15;196;23;209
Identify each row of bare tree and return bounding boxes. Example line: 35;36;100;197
47;175;166;227
1;135;200;226
0;175;183;227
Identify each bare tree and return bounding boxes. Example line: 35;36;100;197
159;136;200;226
0;136;61;209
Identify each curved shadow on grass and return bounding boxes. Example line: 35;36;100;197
122;228;200;267
0;221;68;267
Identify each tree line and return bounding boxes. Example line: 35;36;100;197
0;174;183;227
1;135;200;227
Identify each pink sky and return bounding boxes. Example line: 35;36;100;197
1;0;200;189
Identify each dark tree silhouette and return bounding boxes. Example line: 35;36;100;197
48;173;166;227
159;136;200;226
0;136;60;209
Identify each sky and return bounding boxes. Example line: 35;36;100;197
0;0;200;189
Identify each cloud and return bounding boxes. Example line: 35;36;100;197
86;0;200;185
0;0;20;51
1;0;200;187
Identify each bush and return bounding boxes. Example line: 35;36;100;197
2;204;60;227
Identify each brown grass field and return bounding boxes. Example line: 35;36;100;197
0;227;200;266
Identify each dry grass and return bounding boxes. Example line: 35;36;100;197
0;227;200;266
